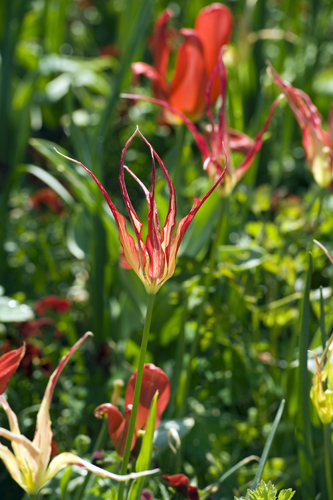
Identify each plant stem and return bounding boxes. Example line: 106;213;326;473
73;418;108;500
118;293;155;500
178;197;226;418
324;423;333;500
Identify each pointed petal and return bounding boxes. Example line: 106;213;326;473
136;130;177;267
125;364;170;433
55;149;143;282
169;165;227;269
44;452;160;483
33;332;92;472
0;344;25;394
152;9;173;80
314;240;333;266
169;29;207;120
0;427;41;481
119;129;147;271
195;3;232;102
94;403;134;457
122;93;211;160
228;129;254;154
0;442;27;491
234;95;283;184
131;62;167;99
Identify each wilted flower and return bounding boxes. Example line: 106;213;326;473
267;64;333;187
0;333;157;494
125;54;281;196
0;345;25;394
57;128;225;294
34;295;72;315
132;3;232;121
94;363;170;457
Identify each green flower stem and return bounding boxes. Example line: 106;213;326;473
118;293;155;500
324;423;333;500
178;197;226;418
73;418;108;500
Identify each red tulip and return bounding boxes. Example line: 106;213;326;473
125;53;282;196
163;474;199;500
35;296;72;315
0;345;25;394
57;128;225;294
268;64;333;187
94;364;170;457
132;3;232;121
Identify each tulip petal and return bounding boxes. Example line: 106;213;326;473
44;452;160;484
125;364;171;434
228;129;255;154
0;427;41;477
169;164;226;267
0;344;25;394
0;442;26;491
33;332;92;472
94;403;134;457
195;3;232;102
131;62;167;99
234;94;283;184
152;9;173;81
55;149;143;281
169;29;207;120
121;93;211;160
119;128;148;272
163;473;189;497
314;240;333;266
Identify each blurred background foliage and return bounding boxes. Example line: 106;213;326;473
1;0;333;498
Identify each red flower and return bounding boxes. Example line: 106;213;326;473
29;188;64;214
132;3;232;121
163;474;199;500
57;128;225;294
19;318;56;337
35;296;72;315
0;345;25;394
125;54;281;196
94;364;170;457
268;64;333;187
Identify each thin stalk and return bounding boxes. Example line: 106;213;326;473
73;419;108;500
324;423;333;500
179;197;226;418
118;293;155;500
320;287;333;500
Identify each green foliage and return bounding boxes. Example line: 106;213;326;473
234;480;295;500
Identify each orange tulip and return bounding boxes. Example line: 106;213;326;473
57;128;225;294
132;3;232;121
94;364;170;457
268;64;333;187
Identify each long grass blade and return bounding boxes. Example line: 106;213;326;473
252;399;285;489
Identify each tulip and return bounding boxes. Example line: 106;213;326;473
309;349;333;424
34;295;72;315
56;128;225;294
132;3;232;121
163;473;199;500
0;333;158;494
125;53;282;196
267;64;333;187
0;345;25;394
94;363;170;457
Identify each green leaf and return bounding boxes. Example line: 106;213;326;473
128;391;158;500
296;253;315;499
0;296;34;322
21;164;75;206
234;481;295;500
